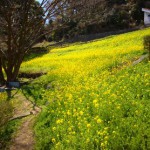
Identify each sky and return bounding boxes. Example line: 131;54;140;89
36;0;43;3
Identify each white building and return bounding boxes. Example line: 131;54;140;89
142;8;150;25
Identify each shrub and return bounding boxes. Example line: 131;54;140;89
0;93;13;148
0;93;13;128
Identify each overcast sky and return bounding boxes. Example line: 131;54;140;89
36;0;42;3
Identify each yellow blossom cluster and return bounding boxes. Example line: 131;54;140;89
21;28;150;149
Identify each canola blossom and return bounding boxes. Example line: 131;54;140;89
21;28;150;149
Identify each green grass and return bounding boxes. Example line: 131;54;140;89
21;28;150;149
0;93;19;149
0;120;20;149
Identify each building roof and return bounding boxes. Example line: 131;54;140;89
142;8;150;13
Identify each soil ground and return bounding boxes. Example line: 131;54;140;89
9;92;41;150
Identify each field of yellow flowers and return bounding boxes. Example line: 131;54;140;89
21;28;150;149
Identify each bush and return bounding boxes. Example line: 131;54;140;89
144;36;150;60
0;93;13;128
0;93;13;148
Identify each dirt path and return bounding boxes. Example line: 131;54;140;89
9;93;41;150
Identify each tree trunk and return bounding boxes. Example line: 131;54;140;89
6;54;23;82
0;58;5;85
6;70;14;82
6;68;19;82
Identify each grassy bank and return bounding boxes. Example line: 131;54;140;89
21;28;150;149
0;93;19;149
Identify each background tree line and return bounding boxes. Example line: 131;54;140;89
46;0;150;41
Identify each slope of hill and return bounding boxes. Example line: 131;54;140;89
21;28;150;149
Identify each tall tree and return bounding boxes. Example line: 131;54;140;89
48;0;108;38
0;0;66;84
48;0;145;39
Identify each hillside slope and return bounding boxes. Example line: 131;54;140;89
21;28;150;149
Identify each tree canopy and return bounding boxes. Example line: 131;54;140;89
0;0;65;83
47;0;145;41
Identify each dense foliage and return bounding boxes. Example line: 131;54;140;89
0;94;12;128
47;0;149;41
0;93;14;149
21;28;150;149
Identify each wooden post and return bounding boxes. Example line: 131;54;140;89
144;36;150;60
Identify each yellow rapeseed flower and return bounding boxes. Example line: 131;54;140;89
97;118;103;124
79;111;84;116
87;123;91;128
52;138;56;143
